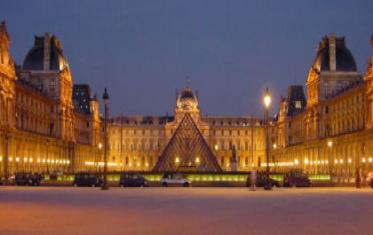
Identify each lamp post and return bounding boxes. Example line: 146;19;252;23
97;142;102;172
101;88;109;190
46;139;50;174
3;127;10;184
327;140;333;175
263;87;272;190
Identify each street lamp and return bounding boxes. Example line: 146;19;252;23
263;87;272;190
101;88;109;190
3;128;10;184
46;139;50;174
97;142;102;172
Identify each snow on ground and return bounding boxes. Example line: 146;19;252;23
0;187;372;235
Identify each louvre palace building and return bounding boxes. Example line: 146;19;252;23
272;34;373;181
0;22;102;176
1;21;373;181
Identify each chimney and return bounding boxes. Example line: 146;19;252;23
43;33;51;70
329;33;336;71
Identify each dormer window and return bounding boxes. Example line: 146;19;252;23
295;101;302;109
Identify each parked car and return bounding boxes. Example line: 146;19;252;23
160;173;191;187
246;173;280;188
367;171;373;188
73;173;103;187
119;173;148;187
283;172;311;187
15;173;42;186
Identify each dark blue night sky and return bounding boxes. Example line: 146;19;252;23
1;0;372;117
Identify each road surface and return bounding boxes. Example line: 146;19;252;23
0;187;372;235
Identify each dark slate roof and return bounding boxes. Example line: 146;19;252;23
23;35;67;71
286;85;306;116
180;89;195;100
313;36;357;72
113;115;174;125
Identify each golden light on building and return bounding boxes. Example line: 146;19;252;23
327;141;333;148
1;23;373;177
266;34;373;180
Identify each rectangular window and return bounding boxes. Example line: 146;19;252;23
295;101;302;109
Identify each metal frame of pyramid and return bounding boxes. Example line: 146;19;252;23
153;113;222;172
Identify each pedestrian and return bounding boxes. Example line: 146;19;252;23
359;168;364;186
355;167;361;188
250;169;256;191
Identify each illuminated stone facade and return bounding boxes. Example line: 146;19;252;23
4;21;372;178
272;34;373;181
0;22;101;176
93;87;266;172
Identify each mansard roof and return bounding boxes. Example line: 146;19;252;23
286;85;306;116
312;35;357;73
23;33;69;71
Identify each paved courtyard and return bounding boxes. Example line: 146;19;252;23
0;187;372;235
